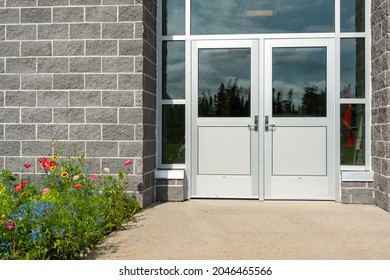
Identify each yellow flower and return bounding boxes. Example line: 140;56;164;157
52;155;59;160
61;171;69;178
50;165;56;171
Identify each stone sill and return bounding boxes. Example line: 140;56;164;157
155;170;185;180
341;171;374;182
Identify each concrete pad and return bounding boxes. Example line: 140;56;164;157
86;201;390;260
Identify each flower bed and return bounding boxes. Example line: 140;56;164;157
0;155;140;260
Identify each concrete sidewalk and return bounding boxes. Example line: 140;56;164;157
86;201;390;260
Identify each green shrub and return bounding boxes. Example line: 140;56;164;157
0;155;140;260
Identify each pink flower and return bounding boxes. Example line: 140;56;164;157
14;184;24;192
91;174;98;180
6;220;14;230
73;175;79;181
102;167;110;173
24;164;31;169
42;188;50;195
124;159;133;166
20;180;28;185
74;184;83;190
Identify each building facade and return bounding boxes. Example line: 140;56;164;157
0;0;388;211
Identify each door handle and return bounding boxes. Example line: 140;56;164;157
265;116;276;131
248;115;258;131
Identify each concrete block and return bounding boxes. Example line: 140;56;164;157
0;108;20;123
70;91;101;107
118;74;143;90
53;41;84;56
70;0;101;5
22;108;52;123
53;108;85;123
53;74;84;89
37;91;68;107
21;8;51;23
0;141;20;156
39;0;69;6
0;42;20;57
101;158;134;174
70;57;101;73
52;141;85;157
38;57;68;73
5;124;36;140
102;125;134;140
0;91;3;106
86;141;119;157
53;7;84;22
102;57;134;73
86;6;117;22
86;40;117;56
5;91;36;107
103;0;135;4
38;24;69;40
5;157;36;173
119;40;143;56
102;23;134;39
86;108;117;123
0;75;20;90
351;188;375;204
6;58;36;73
7;0;36;6
102;91;134;107
21;41;52;57
119;141;143;157
70;23;100;39
119;6;143;22
37;124;69;140
375;189;389;212
6;25;36;40
0;9;19;24
119;108;143;124
0;25;4;40
85;74;117;90
22;141;53;156
0;59;3;73
156;185;185;202
21;74;52;90
69;125;101;140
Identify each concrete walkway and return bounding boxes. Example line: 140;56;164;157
86;200;390;260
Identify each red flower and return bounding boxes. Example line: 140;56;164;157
74;184;83;190
124;159;133;166
14;184;24;192
6;220;15;230
39;158;47;163
91;174;97;180
20;180;28;185
24;164;31;169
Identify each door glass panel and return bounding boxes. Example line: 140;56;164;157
340;38;365;98
340;104;365;165
272;47;327;117
162;105;185;164
162;41;185;99
341;0;365;32
162;0;185;35
191;0;334;34
198;48;250;117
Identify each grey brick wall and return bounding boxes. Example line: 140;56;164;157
0;0;157;207
371;0;390;212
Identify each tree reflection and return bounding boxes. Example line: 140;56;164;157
273;85;326;117
198;78;250;117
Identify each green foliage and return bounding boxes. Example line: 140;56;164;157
0;154;139;260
